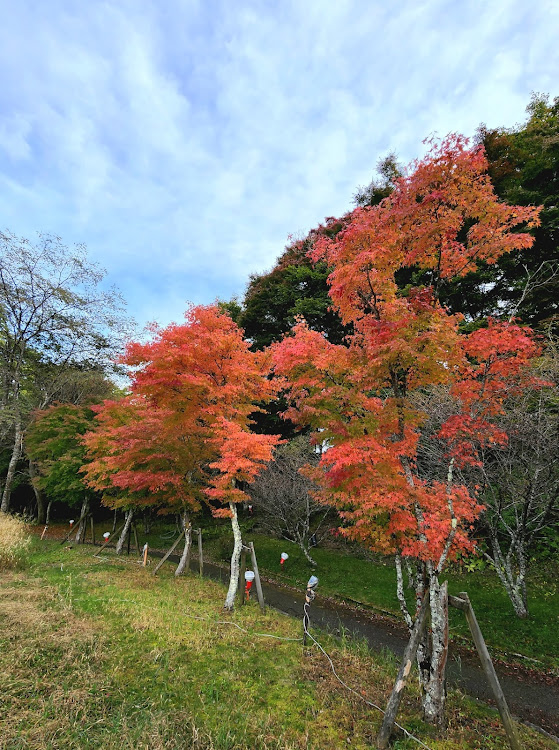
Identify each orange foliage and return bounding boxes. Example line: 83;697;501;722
84;305;281;514
273;135;541;568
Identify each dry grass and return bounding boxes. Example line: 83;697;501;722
0;514;32;570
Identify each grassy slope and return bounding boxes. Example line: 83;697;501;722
62;518;559;669
0;539;556;750
198;526;559;671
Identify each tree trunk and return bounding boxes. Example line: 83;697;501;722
74;497;90;543
175;513;191;576
420;577;449;726
295;532;317;566
1;416;23;514
115;509;134;555
224;502;242;610
46;499;53;524
29;459;46;523
300;543;317;566
489;537;529;618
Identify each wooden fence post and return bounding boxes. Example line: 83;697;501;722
453;592;522;750
94;523;125;555
132;521;141;556
197;528;203;576
239;546;247;605
152;529;186;575
248;542;265;610
60;507;88;545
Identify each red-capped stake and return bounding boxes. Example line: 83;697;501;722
280;552;289;566
244;570;255;601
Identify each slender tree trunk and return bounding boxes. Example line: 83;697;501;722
29;458;47;523
115;509;134;555
296;532;317;566
224;502;242;610
175;513;192;576
489;537;528;618
45;499;53;524
300;543;317;566
74;497;90;543
420;576;449;726
1;416;23;513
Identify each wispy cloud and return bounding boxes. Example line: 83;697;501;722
0;0;557;331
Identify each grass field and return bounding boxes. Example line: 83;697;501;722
69;516;559;671
0;538;557;749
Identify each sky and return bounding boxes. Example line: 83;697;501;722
1;0;557;334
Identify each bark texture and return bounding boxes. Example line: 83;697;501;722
224;503;242;610
74;498;90;543
115;509;134;555
1;417;23;513
175;513;192;576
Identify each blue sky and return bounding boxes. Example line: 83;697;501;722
1;0;557;333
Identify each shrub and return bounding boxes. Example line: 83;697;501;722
0;514;32;570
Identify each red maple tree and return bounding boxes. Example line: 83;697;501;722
273;135;540;724
84;305;280;603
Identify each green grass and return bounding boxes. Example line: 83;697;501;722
1;538;556;750
60;517;559;670
200;526;559;671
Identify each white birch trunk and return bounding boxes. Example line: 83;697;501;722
1;416;23;513
74;498;90;543
421;576;449;726
224;502;242;610
115;509;134;555
489;538;528;618
175;513;191;576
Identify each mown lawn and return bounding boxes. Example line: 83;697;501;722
0;538;556;749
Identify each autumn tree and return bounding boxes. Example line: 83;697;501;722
83;395;209;561
87;305;280;604
273;135;540;726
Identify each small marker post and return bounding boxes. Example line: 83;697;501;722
40;525;48;540
303;575;319;646
280;552;289;567
142;543;149;567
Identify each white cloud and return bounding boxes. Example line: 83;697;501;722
0;0;557;332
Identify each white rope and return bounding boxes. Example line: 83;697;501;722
303;601;434;750
181;612;303;642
